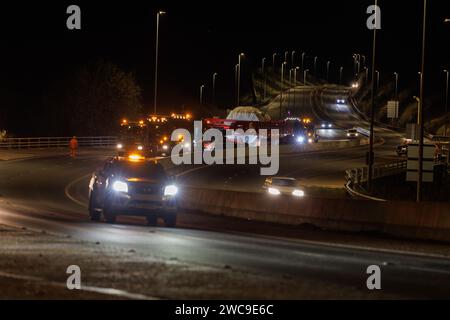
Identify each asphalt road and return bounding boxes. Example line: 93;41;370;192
1;86;448;298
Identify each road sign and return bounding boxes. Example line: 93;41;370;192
387;100;399;119
406;144;435;182
406;123;419;141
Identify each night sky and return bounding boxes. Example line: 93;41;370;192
0;0;448;135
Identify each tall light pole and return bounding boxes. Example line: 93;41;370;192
284;51;289;65
262;58;267;102
301;52;306;72
394;72;399;100
234;64;239;105
417;0;427;203
200;85;205;105
368;0;378;190
237;53;244;107
291;51;296;68
272;53;277;71
364;67;369;86
212;73;218;106
444;69;449;136
304;69;309;86
375;70;380;92
314;56;318;78
280;62;287;119
339;67;343;85
153;10;165;115
293;67;299;111
444;70;449;113
326;61;331;82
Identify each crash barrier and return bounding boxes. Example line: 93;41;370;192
345;160;407;201
179;186;450;242
0;136;117;149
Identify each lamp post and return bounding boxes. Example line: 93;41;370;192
304;69;309;86
200;85;205;105
314;56;318;78
212;73;218;106
416;0;427;203
153;10;165;115
262;58;267;102
280;62;287;119
293;67;299;111
301;52;306;72
291;51;296;67
444;69;449;136
368;0;378;190
339;67;343;85
234;64;239;105
237;53;244;107
375;70;380;92
284;51;289;65
272;53;277;71
326;61;331;82
394;72;399;100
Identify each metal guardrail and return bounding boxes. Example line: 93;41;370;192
0;136;117;149
345;160;407;201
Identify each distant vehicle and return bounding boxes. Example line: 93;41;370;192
346;129;359;138
88;156;178;227
396;144;408;156
262;177;305;197
336;98;346;104
320;122;333;129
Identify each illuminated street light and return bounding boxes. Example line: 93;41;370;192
153;10;166;115
394;72;399;100
314;56;318;78
212;73;218;106
272;53;277;71
280;61;287;119
200;85;205;105
301;52;306;72
237;53;245;107
326;61;331;82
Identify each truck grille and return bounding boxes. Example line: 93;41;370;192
129;182;162;195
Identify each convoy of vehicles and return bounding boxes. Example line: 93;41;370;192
88;155;178;227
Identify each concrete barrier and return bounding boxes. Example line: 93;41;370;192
179;187;450;242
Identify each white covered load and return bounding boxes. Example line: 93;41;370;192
226;106;271;122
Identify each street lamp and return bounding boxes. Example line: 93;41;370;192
153;10;165;115
212;73;218;106
394;72;399;100
304;69;309;86
284;51;289;65
200;85;205;105
326;61;331;82
375;70;380;92
314;56;318;78
339;66;343;85
272;53;277;71
237;53;245;107
301;52;306;72
280;62;287;119
234;64;239;101
262;58;267;102
293;67;299;110
291;51;296;67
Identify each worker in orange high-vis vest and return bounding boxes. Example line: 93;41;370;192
69;136;79;158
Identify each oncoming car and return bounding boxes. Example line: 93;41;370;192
346;128;359;138
262;177;305;197
88;155;178;227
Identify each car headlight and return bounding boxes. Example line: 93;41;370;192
164;185;178;196
137;145;143;151
162;144;169;150
112;181;128;193
292;189;305;197
328;124;332;128
268;187;281;195
308;138;313;144
355;133;359;136
347;133;350;137
116;143;123;149
321;124;326;128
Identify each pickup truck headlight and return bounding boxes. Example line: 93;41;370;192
292;189;305;197
164;185;178;196
112;181;128;193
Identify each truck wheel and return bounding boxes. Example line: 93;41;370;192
164;212;177;228
146;214;158;226
88;192;101;222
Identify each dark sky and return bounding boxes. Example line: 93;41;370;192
1;0;449;134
